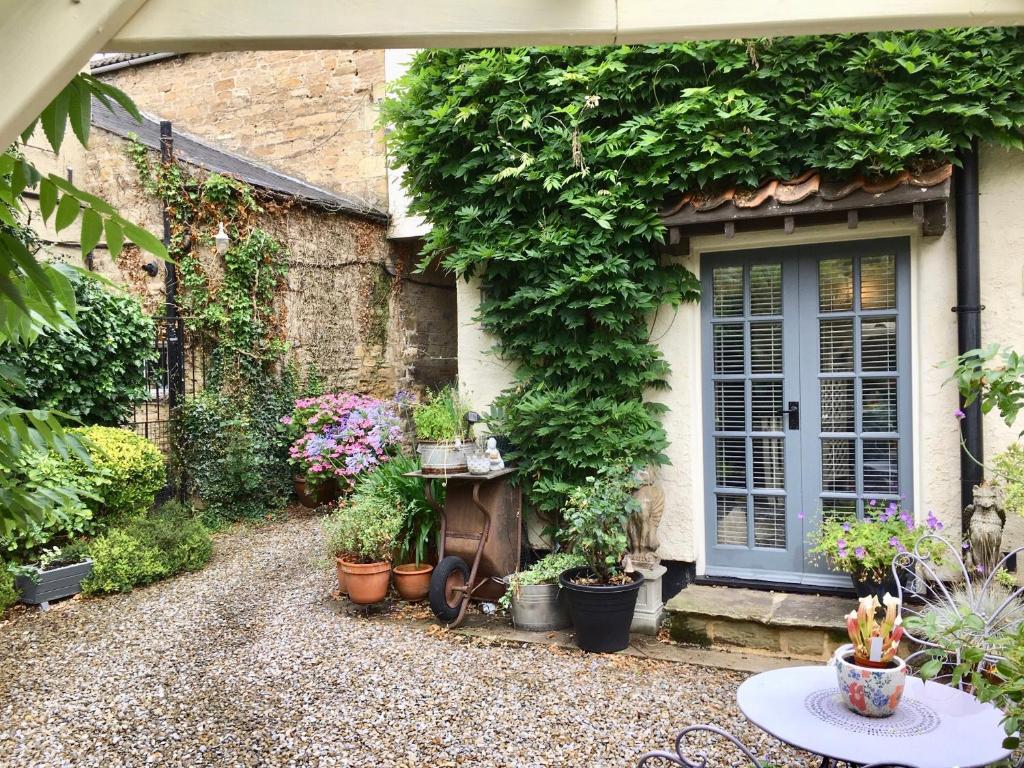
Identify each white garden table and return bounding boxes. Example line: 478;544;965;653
737;666;1010;768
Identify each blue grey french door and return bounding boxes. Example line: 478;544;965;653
701;238;912;585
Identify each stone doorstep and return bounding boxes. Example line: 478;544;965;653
664;585;851;661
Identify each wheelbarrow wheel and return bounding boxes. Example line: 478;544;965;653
429;556;470;623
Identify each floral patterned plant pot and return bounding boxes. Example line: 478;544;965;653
833;643;907;717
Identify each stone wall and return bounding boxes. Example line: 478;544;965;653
96;50;387;209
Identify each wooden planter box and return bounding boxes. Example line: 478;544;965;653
15;559;93;608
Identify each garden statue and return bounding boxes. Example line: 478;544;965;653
628;468;665;569
484;437;504;471
966;481;1007;577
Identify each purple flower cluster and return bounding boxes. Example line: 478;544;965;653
282;392;402;488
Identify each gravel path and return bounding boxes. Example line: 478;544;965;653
0;513;811;767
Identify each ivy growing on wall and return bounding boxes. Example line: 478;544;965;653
383;28;1024;513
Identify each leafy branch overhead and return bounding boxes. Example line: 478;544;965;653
384;28;1024;512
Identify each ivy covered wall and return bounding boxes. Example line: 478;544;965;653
384;29;1024;515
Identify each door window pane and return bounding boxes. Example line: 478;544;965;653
819;257;853;312
750;322;782;373
713;266;744;317
822;498;857;523
714;324;745;374
862;379;898;432
753;496;786;549
821;379;855;433
752;438;785;489
861;254;896;310
714;381;745;431
751;381;783;432
716;495;748;546
750;264;782;315
820;319;854;372
822;439;856;493
861;319;897;372
715;438;746;487
863;440;899;494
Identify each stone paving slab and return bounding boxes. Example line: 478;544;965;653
665;584;849;630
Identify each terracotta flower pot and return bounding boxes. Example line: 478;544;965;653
340;561;392;605
335;556;350;596
393;562;433;602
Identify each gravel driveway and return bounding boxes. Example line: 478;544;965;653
0;513;810;768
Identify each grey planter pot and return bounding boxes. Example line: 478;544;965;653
417;442;467;474
15;559;93;608
506;578;571;631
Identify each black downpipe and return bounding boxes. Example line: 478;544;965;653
954;138;984;519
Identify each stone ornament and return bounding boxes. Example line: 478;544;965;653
484;437;504;471
627;467;664;569
965;481;1007;577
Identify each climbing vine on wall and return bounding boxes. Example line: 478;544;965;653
383;28;1024;513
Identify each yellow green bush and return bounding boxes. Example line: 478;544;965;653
73;426;166;519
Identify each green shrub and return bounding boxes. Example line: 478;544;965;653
995;443;1024;517
82;502;213;595
412;386;469;442
0;567;17;612
325;470;405;564
73;426;166;519
0;273;156;425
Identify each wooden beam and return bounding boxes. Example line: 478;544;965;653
106;0;1024;52
0;0;149;151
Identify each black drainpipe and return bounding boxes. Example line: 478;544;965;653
953;137;984;520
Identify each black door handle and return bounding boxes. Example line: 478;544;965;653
778;401;799;430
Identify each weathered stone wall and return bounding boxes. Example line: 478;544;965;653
97;50;387;209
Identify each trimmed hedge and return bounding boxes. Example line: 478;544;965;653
73;426;166;519
0;568;16;613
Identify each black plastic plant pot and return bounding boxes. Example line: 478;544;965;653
559;566;644;653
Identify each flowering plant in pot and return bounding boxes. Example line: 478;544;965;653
412;386;470;474
809;500;945;600
331;476;404;605
500;551;585;631
281;392;402;505
557;466;644;653
833;594;906;717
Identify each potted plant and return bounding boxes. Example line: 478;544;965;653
13;544;93;608
334;464;405;605
412;386;470;474
557;467;644;653
500;552;585;631
322;504;357;596
809;500;945;600
281;392;403;507
833;594;907;717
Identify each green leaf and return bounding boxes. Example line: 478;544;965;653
54;193;80;233
68;79;91;146
104;218;125;259
917;659;943;680
38;179;57;222
119;219;167;259
39;84;70;153
80;209;103;254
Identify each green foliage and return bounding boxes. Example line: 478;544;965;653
949;344;1024;430
557;466;640;582
0;273;155;425
323;466;406;564
385;30;1024;513
499;551;586;610
363;455;442;565
0;74;166;540
0;566;16;613
81;501;212;595
73;426;166;519
174;376;295;521
994;443;1024;516
412;385;469;442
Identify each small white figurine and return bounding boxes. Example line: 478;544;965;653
485;437;504;471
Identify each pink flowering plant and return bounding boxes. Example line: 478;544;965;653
809;500;946;585
280;392;402;491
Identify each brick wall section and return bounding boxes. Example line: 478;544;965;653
97;51;387;209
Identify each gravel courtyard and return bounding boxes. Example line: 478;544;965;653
0;513;809;768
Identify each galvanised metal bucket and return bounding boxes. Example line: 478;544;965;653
507;580;571;631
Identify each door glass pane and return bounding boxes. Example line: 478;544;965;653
714;381;745;431
822;439;856;493
716;495;748;546
863;440;899;494
715;437;746;487
750;264;782;315
861;254;896;310
713;266;744;317
751;381;782;432
714;324;745;374
820;319;854;372
753;496;786;549
821;379;855;432
752;438;784;488
750;322;782;373
819;257;853;312
862;379;898;432
861;319;897;371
